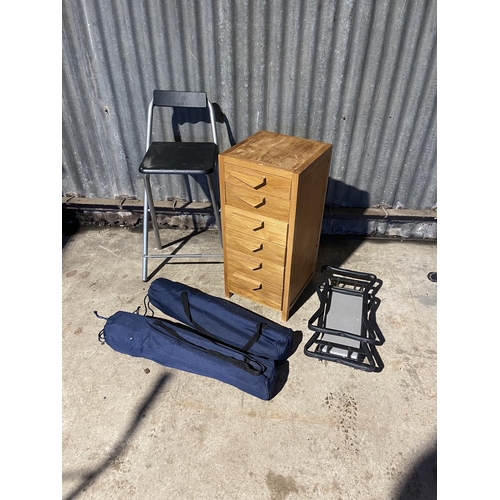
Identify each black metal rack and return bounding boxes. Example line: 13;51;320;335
304;266;385;372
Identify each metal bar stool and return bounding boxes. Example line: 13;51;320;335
139;90;223;281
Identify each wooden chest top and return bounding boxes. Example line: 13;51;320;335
220;130;332;174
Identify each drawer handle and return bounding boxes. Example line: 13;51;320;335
252;221;264;231
237;240;263;253
251;263;263;271
234;272;262;291
231;171;267;189
234;194;266;208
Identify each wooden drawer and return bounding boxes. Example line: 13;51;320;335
227;270;283;310
224;162;291;200
224;205;288;247
224;228;286;267
224;184;290;223
226;250;285;288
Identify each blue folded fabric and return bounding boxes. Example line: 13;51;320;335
102;311;278;401
147;278;295;362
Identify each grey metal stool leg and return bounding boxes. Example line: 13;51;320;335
142;175;164;282
144;175;162;249
207;172;223;247
142;183;150;282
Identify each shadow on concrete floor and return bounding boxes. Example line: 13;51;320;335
62;374;171;500
287;235;366;319
396;443;437;500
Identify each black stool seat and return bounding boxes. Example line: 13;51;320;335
139;142;218;175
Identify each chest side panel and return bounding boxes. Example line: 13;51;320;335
283;149;332;313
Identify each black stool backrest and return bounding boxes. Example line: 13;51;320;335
153;90;207;108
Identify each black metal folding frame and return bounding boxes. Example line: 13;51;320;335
304;265;385;372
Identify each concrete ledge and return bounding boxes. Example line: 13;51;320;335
324;205;437;221
62;197;437;239
62;196;213;213
62;197;436;219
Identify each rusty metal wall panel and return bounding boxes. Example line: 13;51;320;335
62;0;437;211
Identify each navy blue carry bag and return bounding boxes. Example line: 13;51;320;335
99;310;278;401
147;278;295;362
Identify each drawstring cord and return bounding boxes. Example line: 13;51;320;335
94;311;108;344
131;295;154;317
94;299;153;344
143;295;154;317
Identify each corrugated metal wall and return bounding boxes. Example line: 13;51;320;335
62;0;437;210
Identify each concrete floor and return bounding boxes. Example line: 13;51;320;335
62;226;437;500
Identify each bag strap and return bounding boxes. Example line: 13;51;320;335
152;319;265;376
181;290;264;353
241;322;265;352
181;291;218;338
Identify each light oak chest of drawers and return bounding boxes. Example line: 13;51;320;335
218;130;332;321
